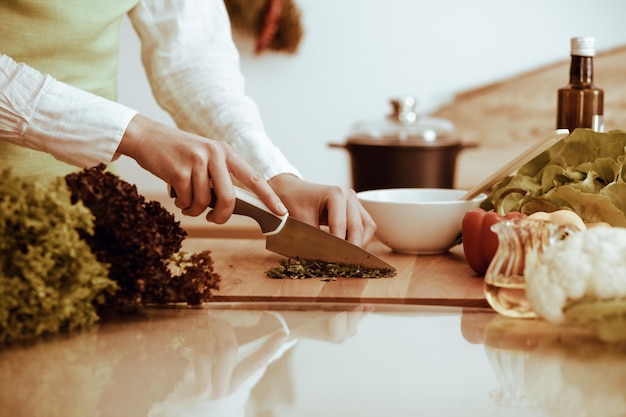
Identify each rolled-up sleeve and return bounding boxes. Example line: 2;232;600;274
127;0;301;180
0;54;137;168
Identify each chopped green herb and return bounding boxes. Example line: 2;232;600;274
265;257;396;280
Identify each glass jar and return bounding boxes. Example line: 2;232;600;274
484;218;572;319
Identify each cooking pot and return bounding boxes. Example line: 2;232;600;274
330;97;473;192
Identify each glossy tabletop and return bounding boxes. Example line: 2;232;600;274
2;302;624;417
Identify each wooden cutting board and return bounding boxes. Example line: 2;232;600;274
182;237;488;308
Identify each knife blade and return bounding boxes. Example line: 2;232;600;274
169;185;395;271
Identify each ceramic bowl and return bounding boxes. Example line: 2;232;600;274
357;188;487;255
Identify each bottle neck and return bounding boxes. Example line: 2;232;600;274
569;55;594;86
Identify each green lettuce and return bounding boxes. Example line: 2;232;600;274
1;166;222;346
483;129;626;226
0;169;116;345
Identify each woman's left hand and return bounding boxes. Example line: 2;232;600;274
268;174;376;248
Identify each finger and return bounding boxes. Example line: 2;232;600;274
170;173;193;211
227;152;287;216
344;194;369;246
182;165;213;217
358;204;377;247
325;193;349;243
204;156;236;224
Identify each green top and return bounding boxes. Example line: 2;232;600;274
0;0;138;179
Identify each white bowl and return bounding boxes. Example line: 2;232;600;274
357;188;487;255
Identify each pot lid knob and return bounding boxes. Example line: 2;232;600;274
344;96;456;144
389;97;418;124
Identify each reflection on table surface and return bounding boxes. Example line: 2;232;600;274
1;303;625;417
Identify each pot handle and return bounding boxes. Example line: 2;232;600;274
328;142;347;149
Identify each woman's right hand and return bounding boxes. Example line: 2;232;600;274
117;114;287;223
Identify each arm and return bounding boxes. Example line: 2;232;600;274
127;0;376;245
127;0;299;181
0;54;135;168
0;54;287;222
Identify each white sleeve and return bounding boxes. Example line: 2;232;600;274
0;54;137;168
127;0;301;180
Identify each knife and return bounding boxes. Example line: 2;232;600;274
169;185;396;271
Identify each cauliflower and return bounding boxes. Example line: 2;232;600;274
526;226;626;342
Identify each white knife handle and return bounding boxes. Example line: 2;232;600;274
168;185;288;235
230;187;288;235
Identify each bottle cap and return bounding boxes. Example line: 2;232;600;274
570;37;596;57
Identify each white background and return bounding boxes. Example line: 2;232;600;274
116;0;626;194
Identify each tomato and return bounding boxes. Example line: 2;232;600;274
461;208;526;276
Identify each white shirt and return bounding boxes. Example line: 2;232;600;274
0;0;300;181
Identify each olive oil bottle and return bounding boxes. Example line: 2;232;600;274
556;37;604;132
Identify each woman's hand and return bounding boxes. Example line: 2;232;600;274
268;173;376;248
117;114;287;223
118;115;376;248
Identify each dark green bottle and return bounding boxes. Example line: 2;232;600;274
556;37;604;132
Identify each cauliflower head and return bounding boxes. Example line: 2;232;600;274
526;226;626;324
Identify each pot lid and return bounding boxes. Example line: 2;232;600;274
346;97;457;146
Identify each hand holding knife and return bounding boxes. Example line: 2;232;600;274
169;185;395;271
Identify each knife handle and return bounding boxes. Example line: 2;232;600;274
168;185;288;235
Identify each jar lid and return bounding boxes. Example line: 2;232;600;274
346;97;457;146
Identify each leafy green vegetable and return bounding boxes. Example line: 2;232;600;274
155;250;221;306
0;168;116;345
65;165;186;308
483;129;626;226
266;257;396;280
1;165;221;346
65;164;220;309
